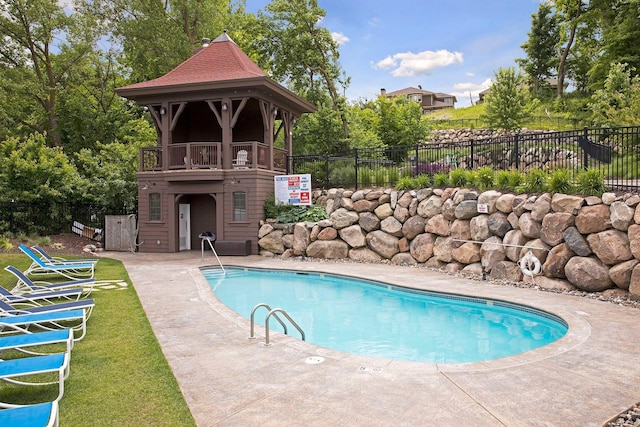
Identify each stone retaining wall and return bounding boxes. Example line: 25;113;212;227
258;187;640;300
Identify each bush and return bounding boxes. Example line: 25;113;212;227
521;168;548;193
433;172;449;187
414;174;431;189
548;169;573;194
575;168;607;196
473;167;495;191
276;205;327;223
396;177;413;190
449;169;468;187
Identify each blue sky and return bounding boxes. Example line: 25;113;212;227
245;0;544;108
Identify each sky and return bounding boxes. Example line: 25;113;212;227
245;0;544;108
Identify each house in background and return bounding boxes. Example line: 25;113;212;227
116;32;315;254
380;87;456;113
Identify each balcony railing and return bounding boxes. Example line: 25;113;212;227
140;141;288;172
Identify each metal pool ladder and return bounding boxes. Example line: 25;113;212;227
249;303;305;346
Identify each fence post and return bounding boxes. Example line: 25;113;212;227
354;148;359;190
514;133;520;170
325;153;330;188
9;200;14;233
469;139;474;169
583;126;590;171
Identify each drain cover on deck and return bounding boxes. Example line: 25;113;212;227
305;356;325;364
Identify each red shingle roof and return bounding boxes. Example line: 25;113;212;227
118;33;265;91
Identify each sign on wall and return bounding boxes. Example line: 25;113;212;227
274;174;312;206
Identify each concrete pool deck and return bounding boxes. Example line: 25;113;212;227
107;251;640;426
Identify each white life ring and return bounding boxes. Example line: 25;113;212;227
519;250;542;277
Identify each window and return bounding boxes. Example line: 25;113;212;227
233;191;247;221
149;193;161;221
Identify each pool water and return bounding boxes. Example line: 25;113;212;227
204;267;567;363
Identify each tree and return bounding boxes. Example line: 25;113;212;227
589;63;640;127
553;0;587;98
254;0;350;140
0;133;80;204
0;0;98;147
481;67;536;132
517;3;560;97
292;103;347;155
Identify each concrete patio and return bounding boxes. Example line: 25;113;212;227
107;251;640;426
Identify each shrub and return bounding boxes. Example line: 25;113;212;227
449;168;468;187
396;177;414;190
521;168;548;193
387;168;399;185
414;174;431;189
433;172;449;187
474;167;495;191
329;164;356;187
575;168;607;196
0;236;13;252
548;169;574;194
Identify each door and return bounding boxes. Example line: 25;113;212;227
179;204;191;250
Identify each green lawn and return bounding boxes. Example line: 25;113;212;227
0;254;196;426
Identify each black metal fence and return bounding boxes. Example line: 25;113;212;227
0;201;136;237
288;126;640;191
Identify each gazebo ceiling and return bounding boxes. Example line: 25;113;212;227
116;32;315;116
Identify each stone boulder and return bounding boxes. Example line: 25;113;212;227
450;219;471;242
451;242;481;264
531;193;552;222
470;215;491;242
359;212;380;232
563;226;592;256
480;236;506;272
393;206;410;223
330;208;359;229
629;265;640;300
306;240;349;259
542;243;574;279
533;276;576;292
391;253;418;266
489;261;523;282
317;227;338;240
540;212;575;246
496;193;515;214
441;198;457;220
551;194;584;213
575;204;611;234
409;233;436;263
258;230;284;254
353;199;378;213
518;212;541;239
503;230;528;262
433;236;454;262
629;224;640;260
425;214;450;237
338;224;366;248
292;223;310;256
417;195;442;219
366;230;399;259
609;259;639;290
373;203;393;220
402;215;427;240
564;257;613;292
349;247;383;263
258;223;273;238
380;216;404;237
477;190;502;214
586;229;632;265
454;200;478;220
487;212;511;238
610;201;634;231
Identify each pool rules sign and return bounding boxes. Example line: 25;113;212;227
274;174;311;205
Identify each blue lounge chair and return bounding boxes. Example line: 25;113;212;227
0;401;59;426
0;353;69;408
0;284;84;305
0;327;74;356
0;310;87;341
31;245;98;266
0;297;94;325
5;266;94;297
19;244;95;281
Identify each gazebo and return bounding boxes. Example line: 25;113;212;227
116;32;315;253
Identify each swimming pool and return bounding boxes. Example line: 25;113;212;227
204;267;568;363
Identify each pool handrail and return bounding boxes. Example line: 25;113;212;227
249;303;288;339
264;308;305;346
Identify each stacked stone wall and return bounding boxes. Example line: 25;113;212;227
258;187;640;300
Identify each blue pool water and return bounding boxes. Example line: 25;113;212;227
204;267;568;363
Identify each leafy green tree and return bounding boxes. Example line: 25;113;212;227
553;0;587;98
0;133;80;203
376;96;429;148
517;3;560;97
481;67;537;132
589;63;640;127
254;0;350;139
0;0;98;147
292;103;347;155
345;102;384;151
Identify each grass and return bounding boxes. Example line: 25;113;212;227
0;254;196;426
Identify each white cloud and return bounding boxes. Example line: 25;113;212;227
465;72;475;77
368;17;381;27
331;32;350;46
374;50;463;77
